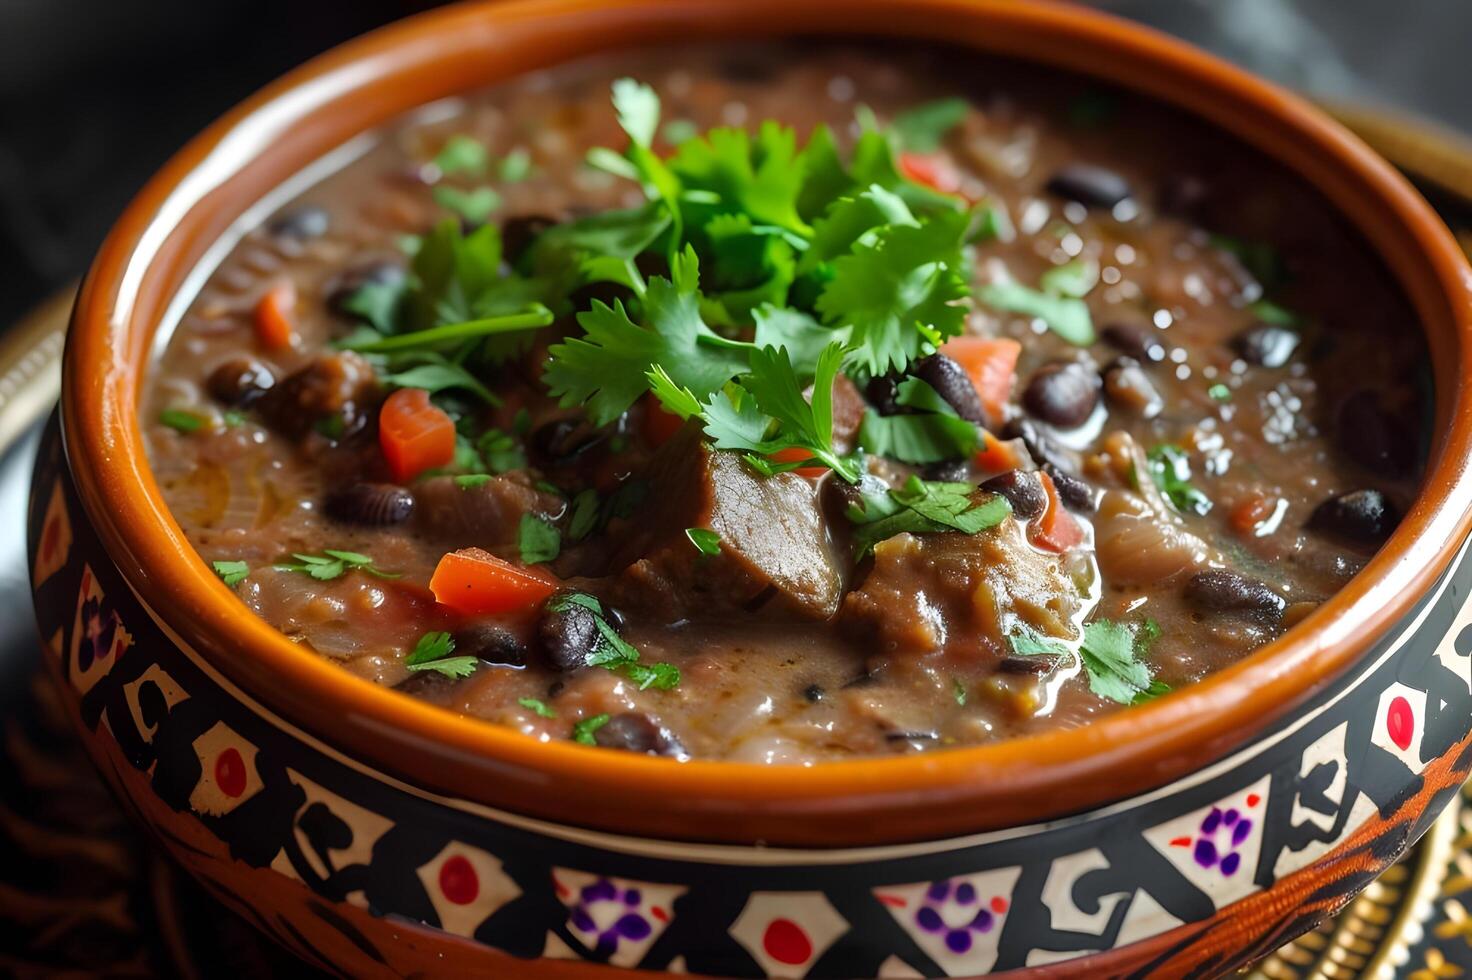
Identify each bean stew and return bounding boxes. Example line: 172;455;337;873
144;43;1427;762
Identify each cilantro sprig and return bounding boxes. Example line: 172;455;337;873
549;592;679;690
275;550;401;581
847;475;1012;557
405;631;479;679
1009;618;1169;705
1143;444;1212;516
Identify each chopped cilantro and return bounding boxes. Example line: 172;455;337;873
857;377;979;464
519;697;556;718
499;147;533;182
434;134;489;177
475;429;527;473
1144;444;1212;515
1039;257;1099;299
1210;234;1286;290
276;549;400;581
212;560;249;587
432;185;501;224
1247;298;1300;327
952;679;968;706
405;630;479;679
455;474;494;489
889;97;969;153
1008;618;1165;705
567;489;603;542
159;409;204;433
314;414;346;440
381;362;498;404
978;280;1094;345
685;528;722;555
572;713;612;745
1207;383;1232;402
551;591;679;690
517;514;561;564
849;475;1011;557
222;410;246;428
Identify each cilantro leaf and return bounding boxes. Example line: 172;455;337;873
685;528;722;554
403;631;479;679
978;281;1094;345
548;591;681;690
381;362;498;404
160;409;204;433
544;249;747;426
517;514;561;564
212;560;249;587
475;429;527;474
849;476;1010;556
750;306;843;378
669;121;811;235
432;186;501;224
612;78;660;147
276;550;399;581
455;474;493;489
573;713;612;744
1039;257;1099;299
434;134;488;176
890;97;969;153
856;377;980;464
952;678;968;706
519;697;556;718
1079;619;1155;704
1144;444;1212;515
816;208;970;374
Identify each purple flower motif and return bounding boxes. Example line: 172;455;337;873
911;878;1005;948
567;877;657;956
78;596;117;672
1189;803;1256;878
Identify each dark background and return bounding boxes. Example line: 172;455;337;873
2;0;1469;328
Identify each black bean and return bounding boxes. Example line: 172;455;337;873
1022;362;1100;429
1042;463;1097;513
1337;391;1413;476
884;730;940;743
451;623;528;667
1045;164;1133;209
501;213;557;265
1003;417;1075;473
980;470;1046;520
268;205;330;241
326;260;407;319
593;712;683;756
536;591;603;671
1100;322;1166;363
921;459;972;482
1185;569;1286;619
911;354;985;424
802;683;825;702
864;374;904;416
603;603;628;634
1233;323;1299;368
392;671;460;700
323;483;415;526
206;357;276;407
530;418;603;466
1308;489;1398;545
1102;357;1162;417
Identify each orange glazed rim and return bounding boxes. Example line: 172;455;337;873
61;0;1472;847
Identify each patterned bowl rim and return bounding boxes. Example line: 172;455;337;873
54;0;1472;847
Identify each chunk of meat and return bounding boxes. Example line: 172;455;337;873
840;519;1085;659
412;474;562;552
1093;489;1210;586
598;428;847;619
256;351;380;440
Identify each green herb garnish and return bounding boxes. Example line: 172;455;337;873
455;474;494;489
549;591;679;689
275;549;401;581
432;185;502;224
572;713;612;745
159;409;204;433
978;278;1094;345
685;528;722;555
888;97;969;153
848;475;1011;557
212;560;249;587
517;514;561;564
1144;444;1212;516
405;630;479;679
1009;618;1165;704
952;679;968;706
434;134;489;177
519;697;556;718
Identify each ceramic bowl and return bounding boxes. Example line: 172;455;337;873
27;0;1472;975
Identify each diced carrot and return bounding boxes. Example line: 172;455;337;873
429;547;556;616
768;446;828;479
941;336;1021;426
974;431;1019;475
379;388;455;482
899;152;962;195
642;396;686;448
1230;493;1276;535
1031;471;1085;552
253;280;298;351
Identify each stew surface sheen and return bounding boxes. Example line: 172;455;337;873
145;43;1425;763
